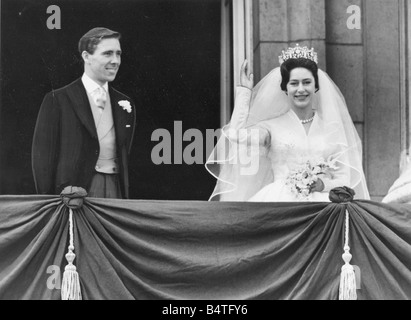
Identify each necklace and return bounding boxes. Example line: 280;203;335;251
300;113;315;124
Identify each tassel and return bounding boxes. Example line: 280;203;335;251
61;249;82;300
61;208;82;300
338;209;357;300
338;246;357;300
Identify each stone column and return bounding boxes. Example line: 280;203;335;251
364;0;402;199
325;0;365;175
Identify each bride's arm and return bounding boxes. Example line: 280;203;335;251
224;61;269;147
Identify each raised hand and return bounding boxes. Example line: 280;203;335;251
240;60;254;90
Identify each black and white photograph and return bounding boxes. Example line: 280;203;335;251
0;0;410;302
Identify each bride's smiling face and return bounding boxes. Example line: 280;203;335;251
286;68;315;109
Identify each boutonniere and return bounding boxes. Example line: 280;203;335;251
118;100;132;113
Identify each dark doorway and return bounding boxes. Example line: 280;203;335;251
0;0;221;200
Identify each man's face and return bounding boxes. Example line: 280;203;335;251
83;38;121;85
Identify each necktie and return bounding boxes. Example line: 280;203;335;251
94;87;107;112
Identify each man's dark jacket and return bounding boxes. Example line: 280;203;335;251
32;78;136;198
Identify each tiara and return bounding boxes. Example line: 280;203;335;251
278;44;318;65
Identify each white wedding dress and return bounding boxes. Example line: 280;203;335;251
206;68;370;202
248;109;349;202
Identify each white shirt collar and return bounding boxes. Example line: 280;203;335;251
81;73;109;94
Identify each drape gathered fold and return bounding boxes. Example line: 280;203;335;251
0;195;410;300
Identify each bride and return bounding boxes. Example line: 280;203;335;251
206;45;370;202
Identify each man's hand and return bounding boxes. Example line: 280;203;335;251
310;178;325;193
240;60;254;90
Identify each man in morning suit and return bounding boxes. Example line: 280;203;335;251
32;27;136;198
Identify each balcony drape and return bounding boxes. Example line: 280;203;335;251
0;195;410;300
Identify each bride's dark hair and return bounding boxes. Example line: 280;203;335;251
280;58;319;92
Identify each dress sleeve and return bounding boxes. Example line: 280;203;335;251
229;86;252;129
225;86;270;147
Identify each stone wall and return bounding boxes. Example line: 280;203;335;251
253;0;326;79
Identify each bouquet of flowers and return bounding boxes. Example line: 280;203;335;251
285;157;338;200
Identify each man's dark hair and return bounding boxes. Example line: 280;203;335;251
280;58;319;92
78;27;121;55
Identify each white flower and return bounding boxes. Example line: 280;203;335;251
312;166;322;175
302;178;311;185
118;100;132;113
286;158;338;200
